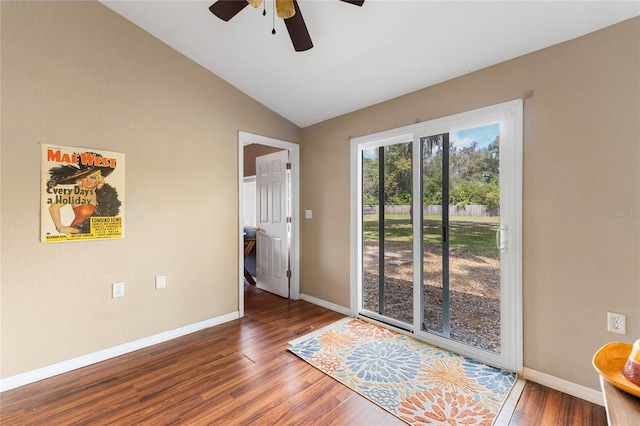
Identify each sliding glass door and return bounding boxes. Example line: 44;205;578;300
361;141;414;329
352;100;522;371
420;128;502;354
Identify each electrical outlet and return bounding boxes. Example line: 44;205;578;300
112;282;125;298
607;312;626;334
155;275;166;289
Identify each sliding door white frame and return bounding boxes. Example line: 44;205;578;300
350;99;523;372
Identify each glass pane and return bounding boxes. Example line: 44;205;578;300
381;143;413;324
421;135;444;334
448;123;501;354
362;143;413;325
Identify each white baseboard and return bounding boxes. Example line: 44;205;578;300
0;311;240;393
522;367;604;406
300;293;352;316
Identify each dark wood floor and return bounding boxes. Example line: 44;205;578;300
1;283;607;425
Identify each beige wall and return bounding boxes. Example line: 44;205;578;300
300;17;640;390
0;1;299;378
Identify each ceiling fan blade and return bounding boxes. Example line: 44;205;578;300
284;0;313;52
340;0;365;6
209;0;249;22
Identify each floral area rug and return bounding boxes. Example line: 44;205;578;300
288;318;517;425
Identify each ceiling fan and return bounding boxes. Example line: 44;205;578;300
209;0;365;52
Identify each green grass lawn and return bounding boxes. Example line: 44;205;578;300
363;214;500;258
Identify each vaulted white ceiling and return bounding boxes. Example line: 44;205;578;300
101;1;639;128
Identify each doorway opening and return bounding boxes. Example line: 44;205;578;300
238;132;300;317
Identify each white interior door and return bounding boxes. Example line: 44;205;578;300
256;150;290;298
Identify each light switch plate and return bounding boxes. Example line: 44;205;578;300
156;275;166;289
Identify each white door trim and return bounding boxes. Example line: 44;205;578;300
238;131;300;317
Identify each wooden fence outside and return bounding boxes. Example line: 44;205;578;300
363;204;499;217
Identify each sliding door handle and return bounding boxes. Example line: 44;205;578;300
496;226;507;251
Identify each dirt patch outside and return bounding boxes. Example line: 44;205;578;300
363;240;501;353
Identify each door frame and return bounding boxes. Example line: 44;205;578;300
350;100;523;372
238;131;300;317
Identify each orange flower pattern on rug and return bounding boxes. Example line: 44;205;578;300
289;318;516;425
398;388;493;425
420;359;479;395
317;329;356;352
309;351;342;374
347;318;396;339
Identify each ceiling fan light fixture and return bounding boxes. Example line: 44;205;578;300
210;0;365;52
276;0;296;19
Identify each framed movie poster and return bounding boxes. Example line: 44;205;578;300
41;144;125;243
